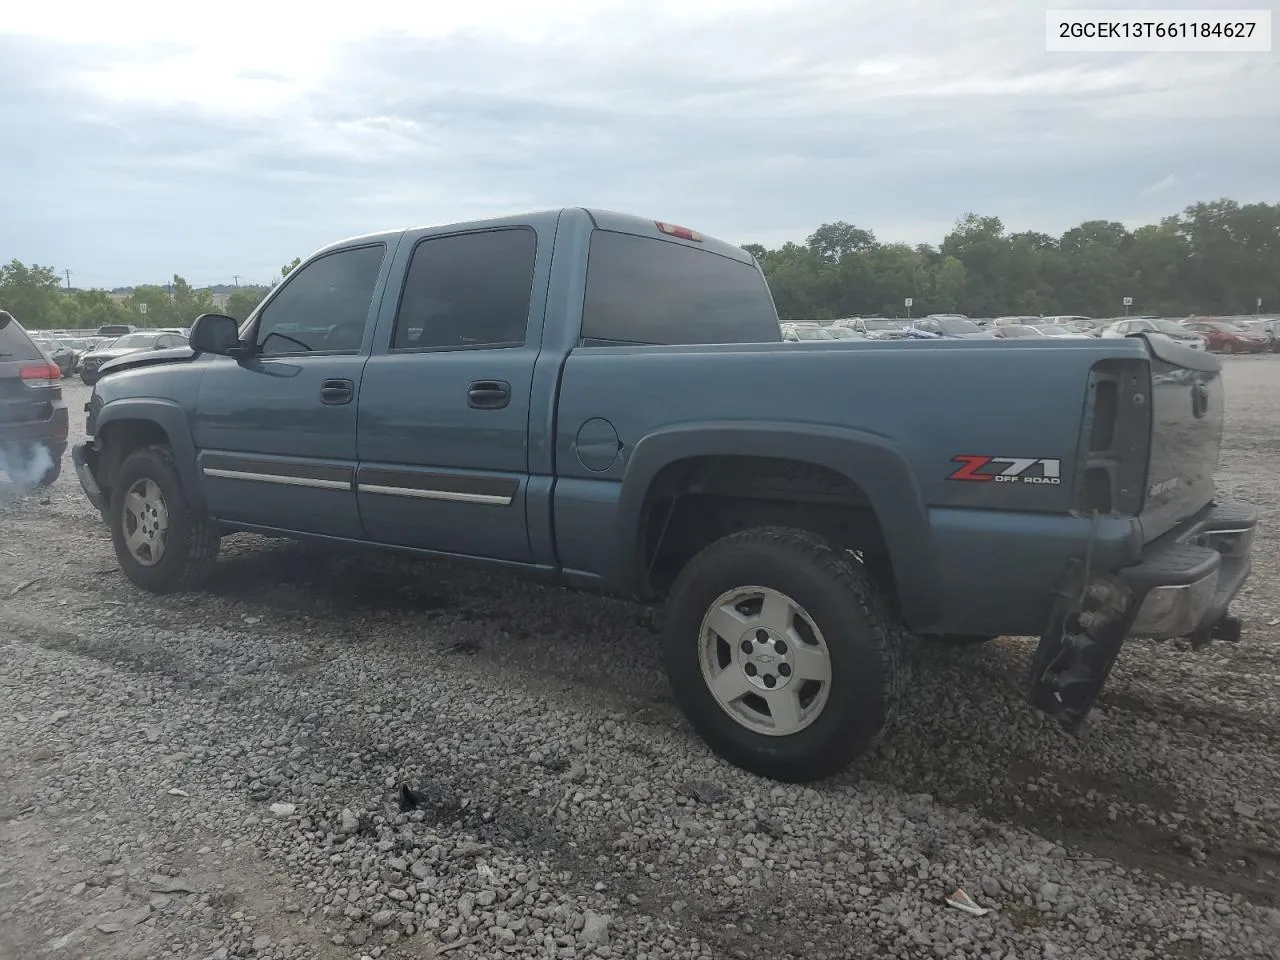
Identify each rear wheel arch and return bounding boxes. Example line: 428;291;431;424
614;423;941;630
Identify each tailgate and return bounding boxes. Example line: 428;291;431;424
1138;335;1224;542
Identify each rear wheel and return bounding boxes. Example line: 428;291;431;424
662;526;904;782
1222;341;1236;354
109;446;220;593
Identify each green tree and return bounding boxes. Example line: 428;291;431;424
225;286;270;321
281;257;302;279
64;289;131;329
169;274;215;325
806;222;876;263
0;260;67;328
123;285;175;327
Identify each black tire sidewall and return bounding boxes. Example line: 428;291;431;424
109;448;196;593
664;535;893;780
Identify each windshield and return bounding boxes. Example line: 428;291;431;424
105;333;156;349
1212;322;1246;333
939;319;981;334
1035;324;1072;336
863;319;900;331
826;327;861;339
794;327;834;340
1152;319;1190;335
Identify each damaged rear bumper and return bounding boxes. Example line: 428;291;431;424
1124;502;1256;641
1031;501;1257;730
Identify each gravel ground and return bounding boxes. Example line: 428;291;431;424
2;360;1280;960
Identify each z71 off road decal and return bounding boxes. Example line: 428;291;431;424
949;455;1062;485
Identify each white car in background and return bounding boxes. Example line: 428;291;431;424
1100;317;1207;351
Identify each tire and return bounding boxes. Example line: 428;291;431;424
662;526;904;782
923;633;997;647
109;445;220;593
1222;342;1236;354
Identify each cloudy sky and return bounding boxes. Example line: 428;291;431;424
1;0;1276;288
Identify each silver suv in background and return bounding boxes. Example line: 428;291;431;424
1101;317;1207;350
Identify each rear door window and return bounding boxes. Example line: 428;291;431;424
0;315;44;361
391;228;537;350
580;231;780;345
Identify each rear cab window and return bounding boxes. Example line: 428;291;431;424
580;231;780;345
0;314;44;361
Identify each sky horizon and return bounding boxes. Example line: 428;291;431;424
2;0;1277;289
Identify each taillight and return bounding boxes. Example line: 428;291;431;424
655;221;703;242
20;362;62;388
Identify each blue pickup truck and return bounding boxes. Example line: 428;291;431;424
71;208;1257;782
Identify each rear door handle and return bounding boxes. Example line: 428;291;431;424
320;378;354;405
468;380;511;410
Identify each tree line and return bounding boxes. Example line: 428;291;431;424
0;258;300;331
3;200;1276;331
750;198;1276;320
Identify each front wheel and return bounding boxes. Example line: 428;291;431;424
109;446;221;593
662;526;904;782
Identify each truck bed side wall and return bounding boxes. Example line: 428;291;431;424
552;340;1147;636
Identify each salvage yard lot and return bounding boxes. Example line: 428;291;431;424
2;361;1280;960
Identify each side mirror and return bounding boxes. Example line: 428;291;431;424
0;311;12;330
189;313;243;356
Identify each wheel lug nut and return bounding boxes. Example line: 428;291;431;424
774;640;788;654
762;674;776;688
755;629;769;643
740;640;753;654
778;663;792;678
744;663;757;677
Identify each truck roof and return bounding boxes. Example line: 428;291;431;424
313;208;756;266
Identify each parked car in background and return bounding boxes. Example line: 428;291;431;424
1181;319;1270;354
1031;323;1093;340
79;331;190;385
1043;316;1104;335
823;326;865;340
911;316;988;339
96;324;137;338
781;322;836;342
1233;318;1279;352
0;310;66;487
834;318;939;340
991;325;1049;339
29;334;78;377
54;337;94;371
1101;318;1207;351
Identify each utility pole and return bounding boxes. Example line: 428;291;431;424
64;269;72;290
232;275;241;287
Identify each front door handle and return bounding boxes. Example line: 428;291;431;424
468;380;511;410
320;378;354;405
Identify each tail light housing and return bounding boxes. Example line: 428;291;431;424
20;362;62;388
1075;358;1151;516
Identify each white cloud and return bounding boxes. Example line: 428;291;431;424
1143;174;1178;195
1;0;1276;285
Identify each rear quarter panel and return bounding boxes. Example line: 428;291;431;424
553;337;1154;634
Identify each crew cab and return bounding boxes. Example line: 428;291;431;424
70;208;1257;782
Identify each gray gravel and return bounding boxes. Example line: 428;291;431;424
2;360;1280;960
